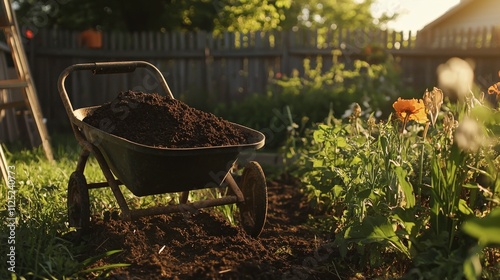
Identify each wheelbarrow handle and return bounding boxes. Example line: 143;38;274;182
92;61;138;74
58;61;174;121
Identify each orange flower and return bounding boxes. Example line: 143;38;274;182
392;98;428;124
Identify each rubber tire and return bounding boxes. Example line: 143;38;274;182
67;171;90;230
237;161;268;237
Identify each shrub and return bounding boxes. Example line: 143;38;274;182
285;85;500;278
215;57;417;149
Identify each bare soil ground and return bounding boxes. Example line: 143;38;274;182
81;180;337;279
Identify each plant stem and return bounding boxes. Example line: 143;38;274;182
418;122;430;200
285;105;295;149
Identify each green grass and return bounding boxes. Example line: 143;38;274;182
0;135;172;278
0;134;129;279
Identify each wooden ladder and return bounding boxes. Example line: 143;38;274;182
0;0;54;182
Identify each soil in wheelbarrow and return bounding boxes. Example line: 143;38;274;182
77;180;342;279
83;90;248;148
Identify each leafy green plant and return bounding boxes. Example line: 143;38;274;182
461;208;500;279
286;85;500;278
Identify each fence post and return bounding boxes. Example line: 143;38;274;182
493;26;500;48
281;30;290;77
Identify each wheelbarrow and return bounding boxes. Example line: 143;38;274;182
57;61;268;237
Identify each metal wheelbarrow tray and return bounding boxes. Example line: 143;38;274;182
58;61;268;237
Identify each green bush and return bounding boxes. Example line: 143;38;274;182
285;86;500;278
215;56;416;149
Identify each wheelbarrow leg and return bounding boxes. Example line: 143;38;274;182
91;147;132;220
180;191;189;204
75;149;90;173
67;149;91;230
225;173;245;202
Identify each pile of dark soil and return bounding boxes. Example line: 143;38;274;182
83;91;248;148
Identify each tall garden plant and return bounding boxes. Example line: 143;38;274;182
286;83;500;278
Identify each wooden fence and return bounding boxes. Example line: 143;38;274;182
6;26;500;130
416;26;500;49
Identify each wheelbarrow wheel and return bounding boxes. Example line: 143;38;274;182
237;161;268;237
67;171;90;230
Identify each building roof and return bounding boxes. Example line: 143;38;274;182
420;0;475;31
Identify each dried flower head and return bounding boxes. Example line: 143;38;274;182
443;111;457;140
393;98;428;124
349;103;363;135
367;115;377;136
488;82;500;97
352;103;362;119
423;87;443;126
484;81;500;108
367;115;376;128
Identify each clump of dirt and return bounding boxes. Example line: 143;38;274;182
83;91;248;148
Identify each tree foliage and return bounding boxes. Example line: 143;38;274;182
13;0;395;33
279;0;396;30
213;0;291;33
14;0;218;32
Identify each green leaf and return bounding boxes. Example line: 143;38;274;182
313;129;326;142
349;156;362;166
394;166;415;208
463;246;482;280
391;207;418;240
458;199;474;216
81;249;126;267
79;263;131;274
335;136;347;148
462;208;500;245
345;216;411;258
357;188;372;200
332;185;344;198
463;183;479;189
312;158;324;168
379;135;389;155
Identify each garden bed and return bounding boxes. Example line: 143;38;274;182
81;181;337;279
